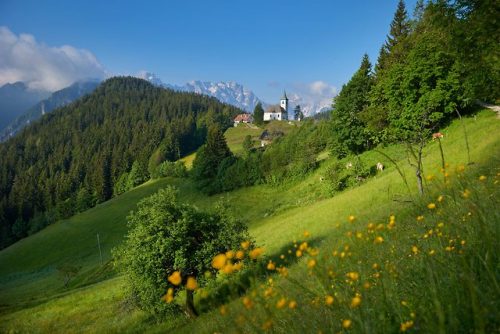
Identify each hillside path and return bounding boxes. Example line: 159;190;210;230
477;100;500;118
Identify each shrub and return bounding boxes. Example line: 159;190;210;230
113;187;249;317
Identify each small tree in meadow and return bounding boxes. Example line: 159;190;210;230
113;187;248;318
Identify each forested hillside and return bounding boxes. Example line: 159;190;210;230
0;77;241;248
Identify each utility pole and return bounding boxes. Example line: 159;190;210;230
97;233;103;265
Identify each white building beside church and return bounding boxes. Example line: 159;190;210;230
264;91;289;121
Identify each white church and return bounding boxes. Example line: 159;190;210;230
264;91;289;121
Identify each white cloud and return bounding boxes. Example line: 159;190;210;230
287;81;337;116
0;26;106;91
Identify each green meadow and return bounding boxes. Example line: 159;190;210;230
0;109;499;333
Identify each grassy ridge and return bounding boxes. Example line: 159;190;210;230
0;110;498;333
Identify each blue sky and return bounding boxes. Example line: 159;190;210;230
0;0;417;101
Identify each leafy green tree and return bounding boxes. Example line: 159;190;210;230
76;187;94;213
384;2;466;193
113;187;249;317
253;102;264;125
127;160;149;188
294;105;304;121
113;172;130;196
331;54;373;155
242;135;253;153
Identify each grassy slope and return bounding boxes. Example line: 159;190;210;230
0;110;498;332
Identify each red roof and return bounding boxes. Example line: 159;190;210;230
234;114;252;122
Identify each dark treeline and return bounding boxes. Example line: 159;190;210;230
0;77;240;248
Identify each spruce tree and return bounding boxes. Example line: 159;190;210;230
253;102;264;125
331;54;373;155
192;125;233;189
294;105;303;121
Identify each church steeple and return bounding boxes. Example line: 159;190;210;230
280;90;288;113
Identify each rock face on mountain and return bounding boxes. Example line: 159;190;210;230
0;80;100;141
0;82;50;131
138;72;333;117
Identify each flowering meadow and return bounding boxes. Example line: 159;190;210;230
163;164;499;333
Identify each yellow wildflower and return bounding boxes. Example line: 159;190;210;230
400;320;414;332
462;189;471;198
437;195;444;202
303;230;311;238
249;247;263;259
276;297;287;309
219;305;227;315
348;215;356;223
232;261;243;271
372;263;379;270
288;300;297;309
296;250;303;257
417;215;424;222
412;246;419;255
222;263;234;274
242;296;253;309
479;175;487;181
356;232;363;238
427;203;436;209
241;241;250;250
429;249;435;255
350;295;362;308
167;271;182;286
346;272;359;281
235;250;245;260
299;242;308;251
267;261;276;271
325;295;334;305
264;287;273;298
374;236;384;244
307;259;317;269
426;174;435;181
185;276;198;290
342;319;352;329
225;250;234;259
308;248;319;256
212;254;227;270
162;287;174;303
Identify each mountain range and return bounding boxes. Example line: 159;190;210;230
137;72;332;117
0;80;100;141
0;82;50;130
0;73;333;142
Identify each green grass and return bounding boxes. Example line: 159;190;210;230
224;123;263;155
0;110;498;333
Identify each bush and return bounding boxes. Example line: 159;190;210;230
113;187;249;317
152;161;188;179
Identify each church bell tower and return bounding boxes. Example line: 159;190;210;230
280;90;288;113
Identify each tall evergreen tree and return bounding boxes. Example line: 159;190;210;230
253;102;264;125
331;54;373;155
192;125;233;191
294;105;303;121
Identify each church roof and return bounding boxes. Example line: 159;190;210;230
265;104;284;113
281;90;288;100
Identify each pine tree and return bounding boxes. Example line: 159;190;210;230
253;102;264;125
331;54;373;155
192;125;233;188
294;105;303;121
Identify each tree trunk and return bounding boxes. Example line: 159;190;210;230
185;289;198;318
416;166;424;195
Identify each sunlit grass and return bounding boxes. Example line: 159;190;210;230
0;109;498;333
